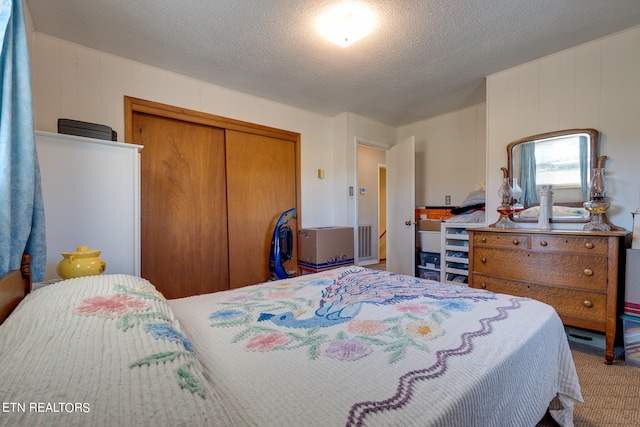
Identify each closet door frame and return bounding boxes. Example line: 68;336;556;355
125;96;302;145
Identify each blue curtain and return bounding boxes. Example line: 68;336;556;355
579;135;589;201
518;142;538;207
0;0;46;281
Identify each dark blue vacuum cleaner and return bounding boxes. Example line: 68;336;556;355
269;208;297;280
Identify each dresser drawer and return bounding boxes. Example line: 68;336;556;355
529;235;608;255
472;274;606;322
473;248;608;291
473;232;529;249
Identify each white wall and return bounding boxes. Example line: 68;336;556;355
487;25;640;231
27;33;344;229
397;104;487;207
333;112;395;228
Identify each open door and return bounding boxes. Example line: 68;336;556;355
386;136;415;276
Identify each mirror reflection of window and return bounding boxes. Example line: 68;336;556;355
534;136;582;188
517;133;590;208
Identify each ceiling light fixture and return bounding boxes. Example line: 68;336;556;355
317;2;377;48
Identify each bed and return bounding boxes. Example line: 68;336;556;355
0;258;582;426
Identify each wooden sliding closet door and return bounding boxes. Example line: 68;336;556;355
225;130;298;288
132;112;229;298
126;97;301;299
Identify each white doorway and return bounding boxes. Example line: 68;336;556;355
354;136;415;275
356;143;386;266
378;165;386;265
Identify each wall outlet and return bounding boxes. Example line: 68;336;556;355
445;195;451;205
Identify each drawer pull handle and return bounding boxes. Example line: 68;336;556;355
583;300;593;308
512;239;520;246
481;237;487;243
480;283;487;289
480;257;487;263
540;240;548;247
585;242;594;249
583;269;594;276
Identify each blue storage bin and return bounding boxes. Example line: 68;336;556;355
622;315;640;367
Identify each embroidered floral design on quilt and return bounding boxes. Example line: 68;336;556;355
114;283;165;301
403;320;444;341
143;322;195;354
75;293;149;318
75;284;207;398
347;319;388;336
325;337;372;361
257;268;488;328
209;268;497;363
246;332;291;351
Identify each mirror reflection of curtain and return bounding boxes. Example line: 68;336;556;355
0;0;47;280
518;142;538;207
579;135;589;201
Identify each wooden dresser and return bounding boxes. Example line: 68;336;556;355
468;228;630;363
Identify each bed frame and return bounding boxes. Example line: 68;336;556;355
0;253;32;324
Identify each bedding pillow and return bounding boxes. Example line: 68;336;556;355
460;190;486;207
0;274;238;427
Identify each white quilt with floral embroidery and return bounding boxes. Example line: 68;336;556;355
0;274;238;427
168;266;583;427
0;269;583;427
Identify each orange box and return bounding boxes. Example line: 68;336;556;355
415;207;454;221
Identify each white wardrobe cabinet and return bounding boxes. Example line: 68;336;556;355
35;131;142;281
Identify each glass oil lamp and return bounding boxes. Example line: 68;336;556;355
510;177;524;217
495;167;515;229
583;156;610;231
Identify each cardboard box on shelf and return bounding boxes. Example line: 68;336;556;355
417;219;442;231
298;227;354;273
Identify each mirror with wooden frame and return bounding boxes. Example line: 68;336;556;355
507;128;598;223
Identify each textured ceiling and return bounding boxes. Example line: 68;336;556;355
25;0;640;126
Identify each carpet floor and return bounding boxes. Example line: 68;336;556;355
569;342;640;426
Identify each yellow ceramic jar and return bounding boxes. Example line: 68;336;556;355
56;246;106;279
